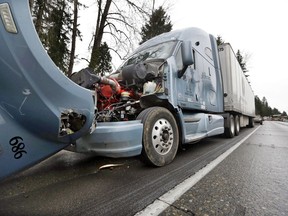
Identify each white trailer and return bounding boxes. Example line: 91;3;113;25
218;43;255;137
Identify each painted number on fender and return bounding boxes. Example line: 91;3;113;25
9;136;27;159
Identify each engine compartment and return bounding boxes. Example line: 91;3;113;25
71;59;165;122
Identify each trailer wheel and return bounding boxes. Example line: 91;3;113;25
137;107;179;167
248;117;254;128
225;114;235;138
234;115;240;136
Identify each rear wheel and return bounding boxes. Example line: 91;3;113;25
225;114;235;138
137;107;179;166
234;115;240;136
248;117;254;128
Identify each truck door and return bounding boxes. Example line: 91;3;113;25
175;44;218;112
175;46;202;111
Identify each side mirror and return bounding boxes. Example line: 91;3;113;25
181;41;194;66
178;41;194;78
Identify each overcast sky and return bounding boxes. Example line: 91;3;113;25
162;0;288;113
75;0;288;113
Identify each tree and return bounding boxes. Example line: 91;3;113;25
94;42;112;76
261;96;270;116
32;0;73;74
255;95;263;116
67;0;80;76
272;108;281;115
236;49;248;74
255;95;284;117
89;0;112;70
46;0;72;73
139;6;172;45
216;35;225;46
88;0;152;70
32;0;50;46
29;0;34;10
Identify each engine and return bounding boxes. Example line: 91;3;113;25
71;60;165;122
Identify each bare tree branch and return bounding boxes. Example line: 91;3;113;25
88;0;152;69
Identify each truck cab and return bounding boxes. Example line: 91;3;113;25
72;28;225;166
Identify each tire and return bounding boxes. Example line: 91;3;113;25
137;107;179;167
248;117;254;128
234;115;240;136
225;114;235;138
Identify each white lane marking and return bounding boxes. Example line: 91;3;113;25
135;126;260;216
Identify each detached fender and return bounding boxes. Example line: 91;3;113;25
0;0;95;180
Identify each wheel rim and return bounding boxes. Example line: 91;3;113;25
151;118;174;155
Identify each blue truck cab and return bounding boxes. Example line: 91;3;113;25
71;28;226;167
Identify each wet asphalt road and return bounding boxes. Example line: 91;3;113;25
0;121;287;215
162;121;288;216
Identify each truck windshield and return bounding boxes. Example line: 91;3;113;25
123;41;177;67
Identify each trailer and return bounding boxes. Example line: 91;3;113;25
70;28;256;166
218;43;255;137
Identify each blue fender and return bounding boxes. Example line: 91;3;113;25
0;0;95;180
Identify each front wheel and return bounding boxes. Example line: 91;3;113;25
137;107;179;167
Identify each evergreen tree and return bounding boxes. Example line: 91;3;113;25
236;50;248;73
216;35;225;46
93;42;112;76
272;108;281;115
261;96;269;116
32;0;73;74
29;0;34;10
32;0;50;46
255;95;284;117
255;95;263;116
139;6;172;45
46;0;72;73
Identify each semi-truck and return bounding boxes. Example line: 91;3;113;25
69;28;255;167
0;0;255;180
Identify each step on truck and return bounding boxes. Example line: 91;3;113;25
69;28;256;166
0;0;255;181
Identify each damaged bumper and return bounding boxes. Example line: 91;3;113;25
68;120;143;158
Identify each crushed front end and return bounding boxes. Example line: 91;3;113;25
69;41;177;157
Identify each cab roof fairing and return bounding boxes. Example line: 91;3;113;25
134;27;213;53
